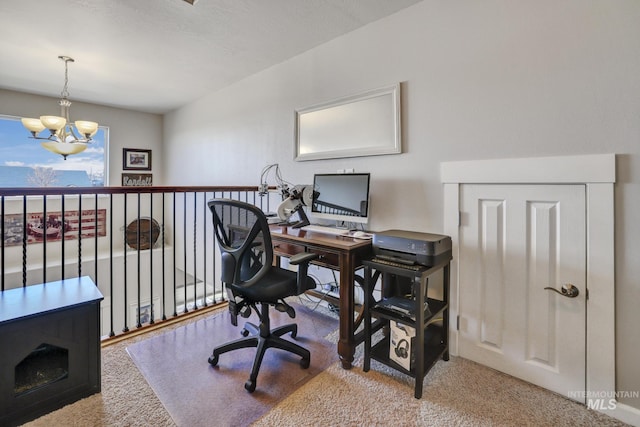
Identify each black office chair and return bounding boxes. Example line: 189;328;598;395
207;198;318;392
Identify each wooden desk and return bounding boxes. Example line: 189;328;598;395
270;225;372;369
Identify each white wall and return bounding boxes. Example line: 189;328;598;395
163;0;640;409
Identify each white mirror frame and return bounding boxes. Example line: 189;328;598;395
294;83;401;161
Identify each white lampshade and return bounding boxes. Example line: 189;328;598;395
21;118;46;134
41;141;87;157
74;120;99;137
40;115;67;131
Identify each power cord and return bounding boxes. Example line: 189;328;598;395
297;267;369;315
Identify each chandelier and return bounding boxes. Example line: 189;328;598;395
21;56;99;160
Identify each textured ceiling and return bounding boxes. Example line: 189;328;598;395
0;0;421;114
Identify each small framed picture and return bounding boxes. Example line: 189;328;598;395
123;148;152;170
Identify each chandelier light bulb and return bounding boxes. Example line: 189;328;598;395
75;120;99;137
21;118;46;135
40;115;67;131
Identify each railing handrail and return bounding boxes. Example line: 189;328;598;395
0;185;264;197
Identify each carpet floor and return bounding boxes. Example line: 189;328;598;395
22;298;632;427
126;301;339;427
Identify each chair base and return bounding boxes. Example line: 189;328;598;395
208;321;311;393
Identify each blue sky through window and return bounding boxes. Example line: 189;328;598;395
0;115;106;186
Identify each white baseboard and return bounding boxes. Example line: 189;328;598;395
610;402;640;427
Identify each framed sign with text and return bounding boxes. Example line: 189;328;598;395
122;173;153;187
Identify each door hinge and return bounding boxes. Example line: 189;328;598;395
456;315;460;330
458;211;462;227
586;288;589;300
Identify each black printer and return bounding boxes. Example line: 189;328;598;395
372;229;452;267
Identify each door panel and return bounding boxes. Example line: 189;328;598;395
459;184;586;402
478;199;505;350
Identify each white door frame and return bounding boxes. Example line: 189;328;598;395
441;154;617;413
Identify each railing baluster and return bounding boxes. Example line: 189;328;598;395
161;192;167;321
192;191;197;310
149;192;155;325
136;192;141;328
61;194;65;279
109;194;115;337
172;192;177;317
77;195;82;278
211;191;219;304
202;191;207;307
43;195;47;284
183;191;188;313
122;193;129;333
94;194;99;287
22;196;27;287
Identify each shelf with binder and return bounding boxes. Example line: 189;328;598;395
362;255;451;399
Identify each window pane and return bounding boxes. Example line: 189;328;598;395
0;115;107;187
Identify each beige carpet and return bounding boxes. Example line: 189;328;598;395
23;299;629;427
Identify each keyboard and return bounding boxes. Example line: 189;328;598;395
301;224;350;236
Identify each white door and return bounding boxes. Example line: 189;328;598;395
458;184;586;402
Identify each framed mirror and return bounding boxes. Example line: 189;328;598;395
295;83;401;161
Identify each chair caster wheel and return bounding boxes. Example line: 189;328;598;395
300;357;310;369
208;355;218;366
245;379;256;393
241;328;249;337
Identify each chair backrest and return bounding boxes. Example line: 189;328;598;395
207;199;274;288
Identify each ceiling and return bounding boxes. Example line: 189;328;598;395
0;0;421;114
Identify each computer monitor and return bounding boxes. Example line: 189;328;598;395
310;173;371;225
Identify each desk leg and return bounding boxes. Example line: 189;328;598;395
338;252;355;369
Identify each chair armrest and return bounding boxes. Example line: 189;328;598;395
289;252;319;265
289;252;319;294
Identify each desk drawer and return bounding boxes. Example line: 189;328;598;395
273;242;339;269
273;242;305;257
308;248;339;268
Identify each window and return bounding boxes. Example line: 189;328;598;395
0;115;108;187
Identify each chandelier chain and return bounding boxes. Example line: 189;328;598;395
60;57;72;100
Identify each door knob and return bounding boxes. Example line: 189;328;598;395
544;283;579;298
